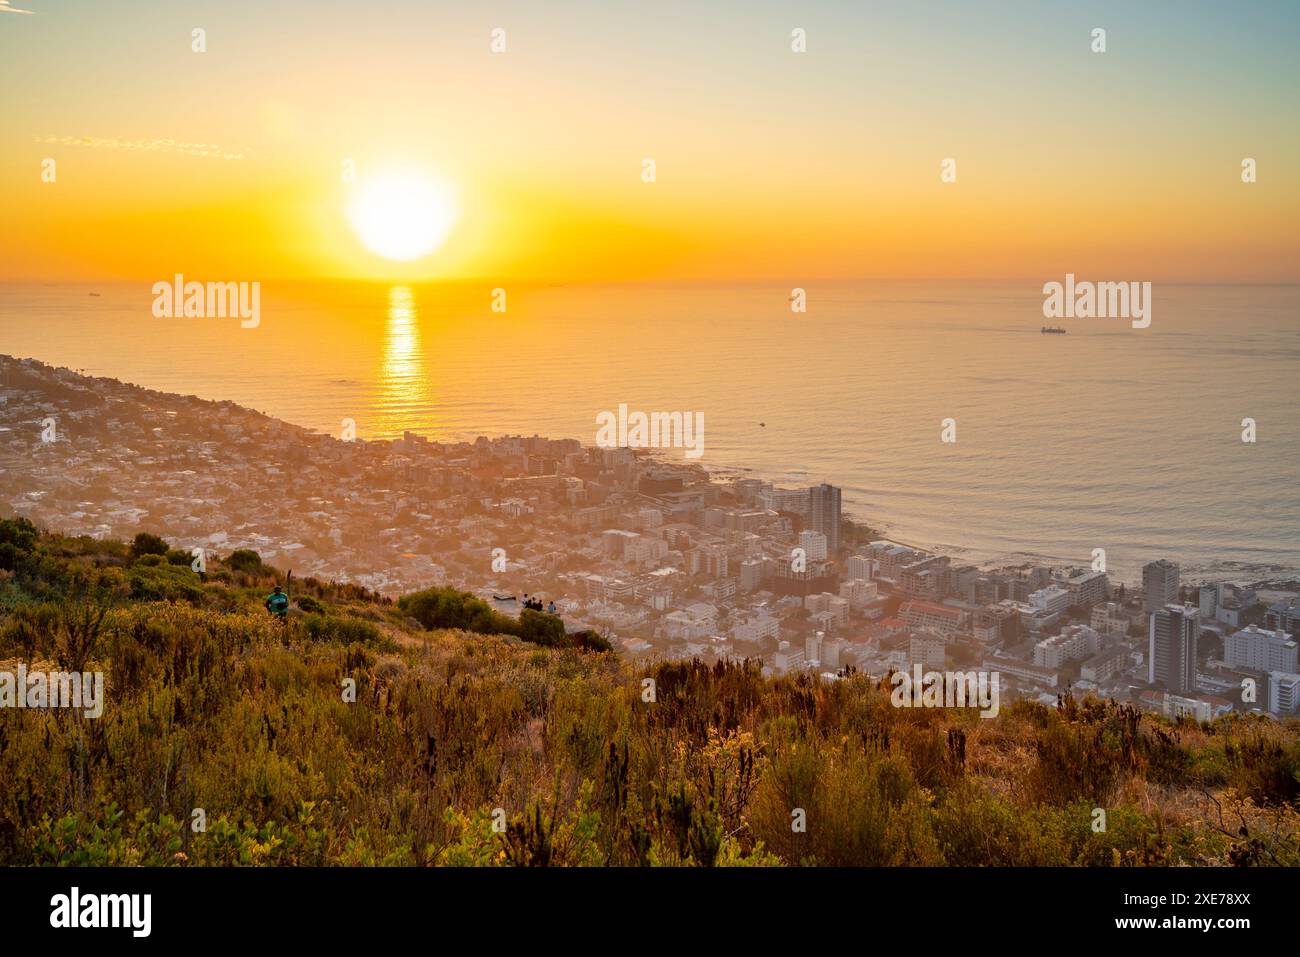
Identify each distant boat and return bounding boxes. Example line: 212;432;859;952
88;292;101;297
1041;326;1066;334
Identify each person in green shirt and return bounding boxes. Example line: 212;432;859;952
264;585;289;618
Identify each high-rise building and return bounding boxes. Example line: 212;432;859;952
805;631;823;665
1143;560;1180;614
809;483;842;557
1148;603;1199;693
1198;583;1221;619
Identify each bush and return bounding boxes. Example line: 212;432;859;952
0;518;39;573
571;630;613;653
519;609;566;647
165;549;194;567
399;586;516;636
129;532;169;561
399;586;601;652
127;562;204;603
302;612;382;644
227;549;262;573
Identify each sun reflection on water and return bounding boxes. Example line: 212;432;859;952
376;285;431;436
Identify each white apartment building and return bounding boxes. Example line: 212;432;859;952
840;578;879;608
820;637;846;669
1033;624;1101;669
1269;672;1300;716
1199;583;1221;619
772;640;806;675
1224;625;1298;674
798;529;827;561
909;632;946;670
1029;584;1071;615
805;632;823;665
1090;601;1129;636
1080;645;1130;683
846;555;874;581
1064;569;1108;608
731;611;780;644
661;602;719;641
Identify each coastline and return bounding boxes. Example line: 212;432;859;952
2;352;1298;592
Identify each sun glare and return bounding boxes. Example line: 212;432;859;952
347;169;457;261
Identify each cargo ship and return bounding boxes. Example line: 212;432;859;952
1041;326;1066;334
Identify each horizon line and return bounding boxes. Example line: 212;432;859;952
4;276;1300;288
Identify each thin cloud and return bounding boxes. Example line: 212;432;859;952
33;134;248;160
0;1;37;13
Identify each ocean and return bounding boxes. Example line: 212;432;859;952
2;279;1297;584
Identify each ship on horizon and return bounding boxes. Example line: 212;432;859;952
1041;325;1066;334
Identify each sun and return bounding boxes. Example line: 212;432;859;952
347;168;457;261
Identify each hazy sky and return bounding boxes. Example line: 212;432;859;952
2;0;1298;281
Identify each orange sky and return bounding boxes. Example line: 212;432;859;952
3;1;1298;283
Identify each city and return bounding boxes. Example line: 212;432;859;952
5;354;1297;722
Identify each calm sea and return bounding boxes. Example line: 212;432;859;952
2;280;1297;584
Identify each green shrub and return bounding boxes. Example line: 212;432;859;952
0;517;38;570
399;586;517;636
302;612;383;644
519;608;566;646
129;532;169;561
227;549;262;573
127;562;204;603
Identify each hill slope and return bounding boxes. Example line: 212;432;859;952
1;517;1297;866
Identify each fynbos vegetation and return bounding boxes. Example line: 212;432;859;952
0;518;1296;866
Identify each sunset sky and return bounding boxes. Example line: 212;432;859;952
2;0;1298;282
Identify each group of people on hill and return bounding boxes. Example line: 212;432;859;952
522;594;557;615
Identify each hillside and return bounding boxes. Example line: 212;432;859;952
1;516;1297;866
